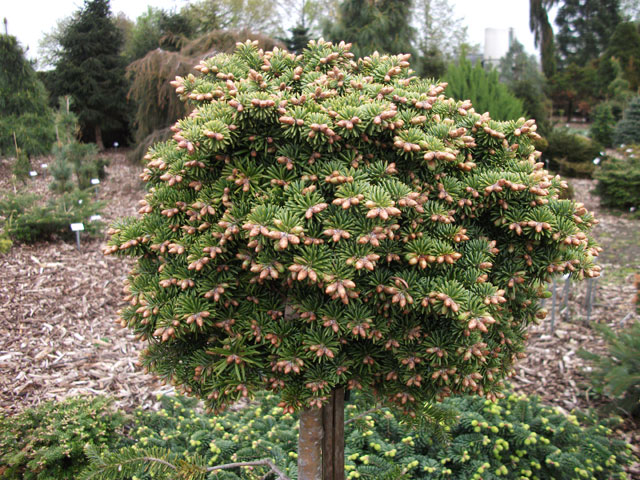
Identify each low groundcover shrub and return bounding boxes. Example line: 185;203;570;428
73;391;633;480
0;396;126;480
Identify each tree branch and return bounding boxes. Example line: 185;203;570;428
206;458;290;479
344;405;381;425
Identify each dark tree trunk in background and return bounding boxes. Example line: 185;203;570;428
94;125;104;151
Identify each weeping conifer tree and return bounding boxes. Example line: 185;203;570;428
126;30;282;161
105;40;601;479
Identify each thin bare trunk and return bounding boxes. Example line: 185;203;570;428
94;125;104;151
298;406;323;480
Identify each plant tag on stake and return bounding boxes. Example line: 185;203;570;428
91;178;100;199
29;170;37;177
70;223;84;250
89;215;102;222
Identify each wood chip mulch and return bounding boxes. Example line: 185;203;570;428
0;152;173;415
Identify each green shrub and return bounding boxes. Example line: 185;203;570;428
51;142;109;190
445;56;526;121
591;103;615;148
82;391;634;480
543;128;602;178
579;321;640;418
0;233;12;253
595;148;640;210
0;190;104;243
0;396;127;480
49;157;75;194
614;96;640;146
11;149;31;183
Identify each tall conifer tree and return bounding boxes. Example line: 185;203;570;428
324;0;415;59
52;0;128;150
555;0;622;68
0;35;54;157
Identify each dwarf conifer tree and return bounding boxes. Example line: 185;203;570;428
614;96;640;145
105;40;600;479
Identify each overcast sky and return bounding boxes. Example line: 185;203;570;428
2;0;551;64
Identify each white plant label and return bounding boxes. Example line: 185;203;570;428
89;215;102;222
41;163;48;169
91;178;100;185
29;171;37;177
70;223;85;232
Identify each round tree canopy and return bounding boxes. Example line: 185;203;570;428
106;40;599;415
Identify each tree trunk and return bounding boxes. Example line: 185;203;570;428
297;388;346;480
298;406;323;480
94;125;104;151
322;387;345;480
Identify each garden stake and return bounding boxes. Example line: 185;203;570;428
561;274;571;311
550;277;557;333
585;278;594;322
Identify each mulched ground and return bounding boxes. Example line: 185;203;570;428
0;152;173;415
1;153;639;473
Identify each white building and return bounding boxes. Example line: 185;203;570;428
483;28;514;68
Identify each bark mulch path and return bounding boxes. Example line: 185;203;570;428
0;152;172;415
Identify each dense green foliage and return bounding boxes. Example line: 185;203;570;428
0;397;126;480
591;103;615;148
445;57;526;121
124;6;194;61
555;0;622;67
0;35;54;158
594;147;640;209
0;190;104;243
106;40;600;418
324;0;415;59
80;391;634;479
614;96;640;145
50;142;109;192
579;321;640;418
606;21;640;91
543;129;602;178
50;0;128;149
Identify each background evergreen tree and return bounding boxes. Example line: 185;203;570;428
445;56;526;121
106;40;600;479
614;95;640;145
591;103;615;147
499;40;551;134
605;21;640;91
324;0;415;59
555;0;622;68
51;0;128;150
0;35;54;158
529;0;558;78
123;6;194;62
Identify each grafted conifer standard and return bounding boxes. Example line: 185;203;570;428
105;39;600;474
